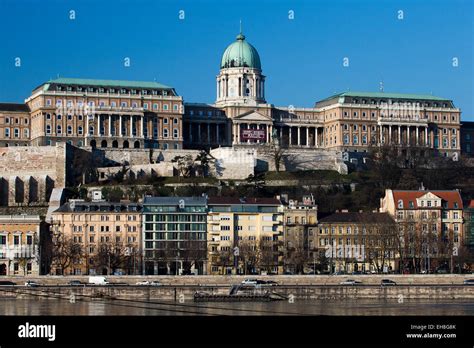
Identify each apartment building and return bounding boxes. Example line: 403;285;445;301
50;200;142;275
207;197;283;275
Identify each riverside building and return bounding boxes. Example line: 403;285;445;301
142;196;207;275
50;200;142;275
207;197;284;275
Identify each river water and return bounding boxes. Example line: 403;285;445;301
1;298;473;316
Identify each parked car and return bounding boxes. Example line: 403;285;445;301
68;280;83;286
381;279;397;286
136;280;161;286
0;281;16;286
88;276;109;285
263;280;279;286
24;280;39;287
339;279;362;285
463;279;474;286
241;278;258;285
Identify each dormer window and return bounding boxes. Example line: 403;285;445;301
454;202;458;209
397;200;403;209
409;201;414;209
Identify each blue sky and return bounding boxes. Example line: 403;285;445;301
0;0;472;119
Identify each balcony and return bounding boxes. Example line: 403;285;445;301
0;245;38;259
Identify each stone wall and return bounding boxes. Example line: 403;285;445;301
251;146;348;174
0;144;66;206
210;147;256;179
97;163;174;182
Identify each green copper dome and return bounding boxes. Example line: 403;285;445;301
220;33;262;70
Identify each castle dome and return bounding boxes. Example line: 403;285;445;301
220;33;261;70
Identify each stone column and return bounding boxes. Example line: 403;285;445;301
379;125;383;144
289;126;292;146
416;126;419;146
388;125;392;145
198;123;201;142
216;123;220;143
315;128;318;147
140;116;144;137
108;114;112;136
425;126;428;146
97;114;101;136
407;126;410;146
119;116;123;136
86;114;90;136
207;123;211;144
398;125;401;145
130;116;133;136
297;126;301;146
306;127;310;147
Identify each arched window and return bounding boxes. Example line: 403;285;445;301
67;126;72;135
163;129;169;138
89;126;94;135
173;129;179;138
46;125;51;134
78;126;83;135
57;125;62;134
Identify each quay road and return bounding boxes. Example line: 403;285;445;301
0;275;472;301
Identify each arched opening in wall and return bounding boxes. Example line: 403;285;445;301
0;178;8;206
0;264;6;275
101;140;107;148
123;140;129;148
102;268;108;276
90;140;97;149
134;141;140;149
28;177;39;203
112;140;118;148
45;176;54;202
15;177;24;204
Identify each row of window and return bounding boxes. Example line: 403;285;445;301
53;86;170;96
188;110;222;117
71;225;138;233
73;235;137;244
2;128;29;138
50;99;179;111
0;234;34;245
45;125;180;138
2;117;28;125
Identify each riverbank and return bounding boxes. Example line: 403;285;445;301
0;274;472;286
0;283;473;301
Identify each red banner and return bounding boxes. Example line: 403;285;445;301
241;129;266;141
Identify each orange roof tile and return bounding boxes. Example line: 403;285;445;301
392;190;463;210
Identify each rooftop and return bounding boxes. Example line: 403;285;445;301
143;196;207;206
208;197;281;206
0;103;30;112
316;91;451;105
391;190;463;210
35;77;174;91
54;201;142;213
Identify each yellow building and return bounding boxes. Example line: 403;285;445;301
315;211;397;274
207;197;283;275
0;214;45;276
50;200;142;275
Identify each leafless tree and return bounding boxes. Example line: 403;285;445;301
51;234;83;275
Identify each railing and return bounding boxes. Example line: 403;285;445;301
0;245;37;259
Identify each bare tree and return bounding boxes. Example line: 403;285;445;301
51;234;83;275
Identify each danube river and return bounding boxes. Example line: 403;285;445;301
1;298;473;316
